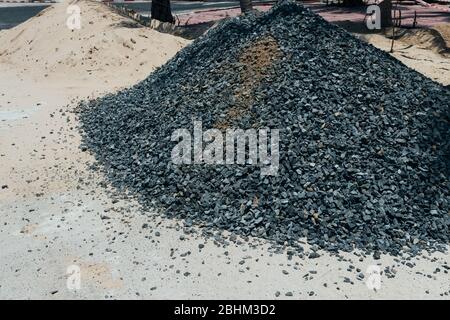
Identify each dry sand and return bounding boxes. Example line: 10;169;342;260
358;32;450;86
396;24;450;55
0;0;189;88
0;1;449;300
434;24;450;49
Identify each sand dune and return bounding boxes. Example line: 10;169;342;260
395;24;450;56
0;0;190;88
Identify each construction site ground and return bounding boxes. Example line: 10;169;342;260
0;1;449;299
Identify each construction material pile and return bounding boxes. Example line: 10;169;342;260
80;1;449;255
0;0;189;86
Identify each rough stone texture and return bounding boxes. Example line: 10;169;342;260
79;1;449;255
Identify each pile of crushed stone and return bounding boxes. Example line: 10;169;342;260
79;1;449;256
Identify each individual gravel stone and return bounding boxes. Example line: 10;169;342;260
79;1;449;256
309;252;320;259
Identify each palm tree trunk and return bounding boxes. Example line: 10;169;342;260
342;0;364;6
380;0;392;27
151;0;175;24
239;0;253;14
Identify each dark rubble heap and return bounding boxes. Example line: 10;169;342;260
79;1;449;255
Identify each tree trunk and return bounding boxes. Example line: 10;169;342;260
239;0;253;14
151;0;174;24
342;0;364;6
379;0;392;28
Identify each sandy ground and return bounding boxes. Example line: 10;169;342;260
0;1;449;300
356;32;450;86
0;0;188;86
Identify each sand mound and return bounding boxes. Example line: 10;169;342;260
356;32;450;86
396;25;450;56
0;0;190;87
434;23;450;46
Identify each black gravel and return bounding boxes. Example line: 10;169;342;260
79;1;449;255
